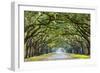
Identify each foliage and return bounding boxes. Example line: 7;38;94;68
24;11;90;59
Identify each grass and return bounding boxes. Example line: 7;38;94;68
25;53;53;62
70;54;90;59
